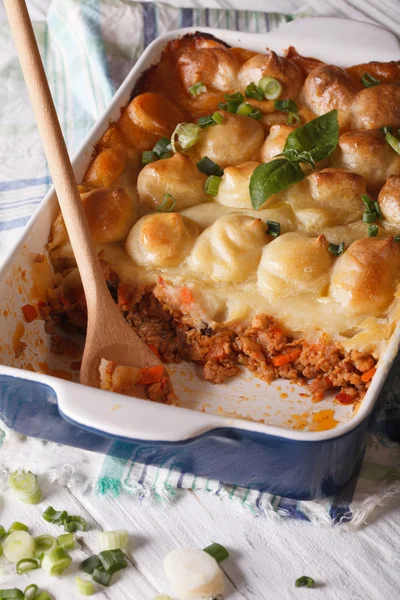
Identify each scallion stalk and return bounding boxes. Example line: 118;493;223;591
41;547;72;576
23;584;38;600
157;193;176;212
203;543;229;563
266;220;281;238
258;76;282;100
295;576;315;588
97;530;128;552
34;535;56;556
328;241;345;256
245;82;264;101
8;471;41;505
361;72;380;88
76;577;95;597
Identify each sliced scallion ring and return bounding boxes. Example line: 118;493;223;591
8;523;29;535
76;577;95;597
196;156;223;177
16;558;40;575
368;224;379;237
81;555;102;575
266;220;281;238
170;123;200;153
3;531;35;563
328;241;345;256
395;234;400;243
98;530;128;552
9;470;41;505
188;81;207;97
41;546;72;576
0;590;24;599
223;91;244;113
385;131;400;155
245;82;264;101
204;175;222;196
142;151;155;165
35;594;54;600
258;76;282;100
157;193;176;212
295;576;315;588
98;549;128;574
212;111;224;124
287;111;301;125
236;102;253;116
152;137;172;158
57;533;75;550
361;72;380;88
34;535;56;556
42;506;68;525
203;542;229;563
63;515;87;533
92;568;112;587
23;584;38;600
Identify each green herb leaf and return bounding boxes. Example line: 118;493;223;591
295;576;315;588
249;159;304;210
361;72;380;88
274;99;298;114
281;109;339;166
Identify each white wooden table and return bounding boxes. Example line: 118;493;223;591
1;472;399;599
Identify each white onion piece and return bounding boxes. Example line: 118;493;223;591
3;531;35;563
164;548;225;600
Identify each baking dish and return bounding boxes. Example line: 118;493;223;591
1;17;400;499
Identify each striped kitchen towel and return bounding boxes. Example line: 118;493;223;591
0;0;399;526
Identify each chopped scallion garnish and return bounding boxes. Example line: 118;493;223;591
287;111;301;125
92;568;112;587
76;577;95;597
249;107;262;120
236;102;253;116
197;156;223;177
0;526;5;539
152;137;172;158
188;81;207;97
16;558;40;575
23;584;38;600
157;193;176;212
34;535;56;556
368;224;379;237
328;241;345;256
212;111;224;124
41;546;72;576
266;220;281;238
98;530;128;552
198;115;215;128
98;549;127;574
142;151;155;165
373;200;382;220
385;131;400;155
82;555;102;575
170;123;200;153
36;594;54;600
258;76;282;100
63;515;87;533
203;543;229;563
245;82;264;101
362;193;379;223
57;533;75;550
205;175;222;196
380;125;393;135
42;506;68;525
8;523;29;534
274;99;298;113
8;471;41;505
223;91;244;113
363;212;376;223
395;234;400;243
295;576;315;588
0;590;24;599
361;72;380;88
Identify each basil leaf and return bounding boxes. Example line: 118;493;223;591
281;109;339;165
249;158;304;210
274;99;298;113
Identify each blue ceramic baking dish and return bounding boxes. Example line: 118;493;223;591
0;18;400;499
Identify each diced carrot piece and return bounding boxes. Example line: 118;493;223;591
361;367;376;383
271;348;301;367
21;304;38;323
180;287;193;304
137;365;165;385
148;344;161;359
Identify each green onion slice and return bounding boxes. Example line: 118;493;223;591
236;102;253;116
368;224;379;237
189;81;207;97
328;241;345;256
212;111;224;124
142;151;155;165
395;234;400;242
361;72;380;88
98;530;128;552
98;549;128;574
35;594;54;600
362;194;377;223
0;590;24;599
16;558;40;575
203;543;229;563
287;111;301;125
3;532;35;564
157;193;176;212
152;137;172;158
273;99;298;114
197;156;223;177
198;115;215;128
82;555;102;575
63;515;87;533
42;506;68;525
295;576;315;588
41;547;72;576
266;220;281;238
0;526;6;539
92;568;112;587
363;212;376;223
373;200;382;220
8;523;29;534
385;131;400;155
76;577;95;597
380;125;393;134
245;82;264;101
34;535;56;556
223;91;244;113
205;175;222;196
57;533;75;550
0;544;2;557
170;122;200;153
8;471;41;505
23;584;38;600
249;108;262;120
258;76;282;100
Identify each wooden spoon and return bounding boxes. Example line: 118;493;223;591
4;0;164;388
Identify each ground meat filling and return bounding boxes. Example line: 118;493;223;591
40;282;376;404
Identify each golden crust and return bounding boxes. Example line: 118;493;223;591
330;237;400;315
215;161;261;209
351;83;400;130
137;153;209;210
330;129;400;192
378;175;400;225
347;61;400;84
260;125;296;163
302;65;361;130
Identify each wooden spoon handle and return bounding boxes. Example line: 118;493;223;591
4;0;107;307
